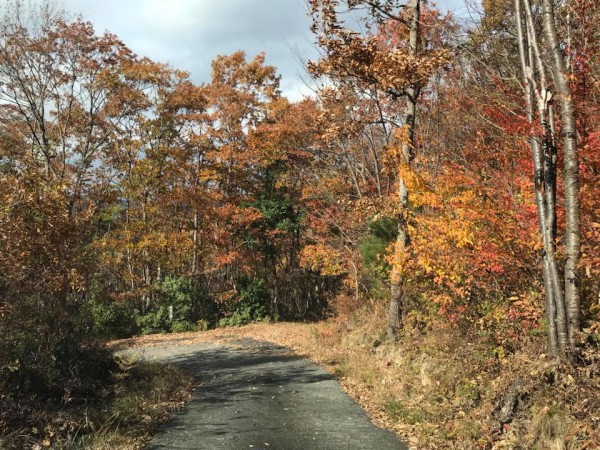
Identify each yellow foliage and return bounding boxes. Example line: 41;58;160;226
300;244;346;276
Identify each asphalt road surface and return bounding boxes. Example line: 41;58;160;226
124;338;406;450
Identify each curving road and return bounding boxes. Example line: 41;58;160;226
124;338;406;450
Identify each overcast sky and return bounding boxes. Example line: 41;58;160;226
59;0;467;101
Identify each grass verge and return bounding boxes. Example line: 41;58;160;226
108;308;600;449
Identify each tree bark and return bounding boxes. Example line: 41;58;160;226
515;0;567;354
523;0;569;350
515;0;581;355
542;0;581;349
388;0;420;339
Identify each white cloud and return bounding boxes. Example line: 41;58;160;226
59;0;316;99
54;0;465;100
141;0;197;31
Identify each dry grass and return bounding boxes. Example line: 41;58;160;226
0;357;194;450
66;358;194;449
112;306;600;449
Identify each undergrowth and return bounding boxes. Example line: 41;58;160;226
182;304;600;449
101;300;600;449
301;303;600;449
0;356;193;449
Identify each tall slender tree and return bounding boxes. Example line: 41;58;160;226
541;0;581;349
309;0;448;337
514;0;581;356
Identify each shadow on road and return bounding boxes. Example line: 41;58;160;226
145;339;405;450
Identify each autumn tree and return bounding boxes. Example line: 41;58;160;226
0;8;156;213
201;52;336;320
309;0;449;337
0;3;123;398
512;0;581;356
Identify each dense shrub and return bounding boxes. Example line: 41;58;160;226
136;304;172;335
136;276;213;335
90;300;138;339
358;216;397;296
219;277;270;327
0;173;114;402
0;296;114;400
88;298;138;339
83;278;138;339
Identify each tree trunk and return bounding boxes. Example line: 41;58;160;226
515;0;567;355
542;0;581;349
388;0;420;339
192;211;199;275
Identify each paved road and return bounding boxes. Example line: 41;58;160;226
125;338;406;450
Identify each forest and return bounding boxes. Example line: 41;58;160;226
0;0;599;448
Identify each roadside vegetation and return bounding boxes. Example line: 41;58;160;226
116;318;600;448
1;0;599;448
0;354;192;449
